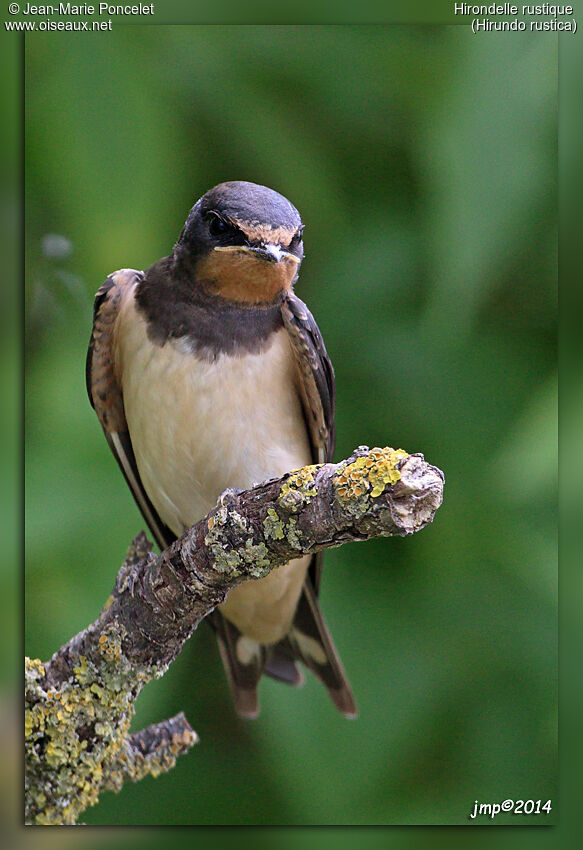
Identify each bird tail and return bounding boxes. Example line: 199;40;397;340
212;575;357;719
210;611;266;719
272;576;358;718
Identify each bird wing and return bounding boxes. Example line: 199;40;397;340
281;291;335;467
86;269;175;552
281;291;335;593
277;292;357;717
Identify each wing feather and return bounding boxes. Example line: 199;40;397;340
281;292;335;465
281;292;335;592
86;270;175;551
278;291;356;716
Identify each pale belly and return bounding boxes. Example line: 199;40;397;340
115;293;312;643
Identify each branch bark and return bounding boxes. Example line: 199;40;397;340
25;446;444;825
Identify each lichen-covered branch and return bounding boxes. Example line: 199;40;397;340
25;446;444;825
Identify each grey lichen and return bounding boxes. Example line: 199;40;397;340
204;503;249;576
285;518;303;550
263;507;286;540
205;502;271;579
263;506;302;552
25;621;195;825
25;646;135;825
242;540;271;575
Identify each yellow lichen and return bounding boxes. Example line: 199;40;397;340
26;657;45;679
98;628;124;664
25;709;34;738
335;447;409;503
279;464;319;512
45;740;69;767
74;655;91;684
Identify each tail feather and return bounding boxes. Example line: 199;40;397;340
210;611;266;719
213;575;357;719
264;642;304;686
287;577;358;718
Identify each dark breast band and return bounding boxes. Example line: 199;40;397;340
135;257;284;361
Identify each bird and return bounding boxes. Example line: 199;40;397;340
86;180;356;719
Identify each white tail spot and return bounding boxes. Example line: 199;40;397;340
236;635;261;666
291;629;327;665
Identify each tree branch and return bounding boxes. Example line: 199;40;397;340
25;446;444;824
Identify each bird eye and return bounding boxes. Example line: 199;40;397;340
289;228;304;249
206;212;230;238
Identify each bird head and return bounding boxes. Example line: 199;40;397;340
175;181;305;305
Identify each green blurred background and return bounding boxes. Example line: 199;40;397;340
25;26;557;825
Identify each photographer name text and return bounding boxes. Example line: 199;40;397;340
18;3;154;14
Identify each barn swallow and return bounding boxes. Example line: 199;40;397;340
86;181;356;718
